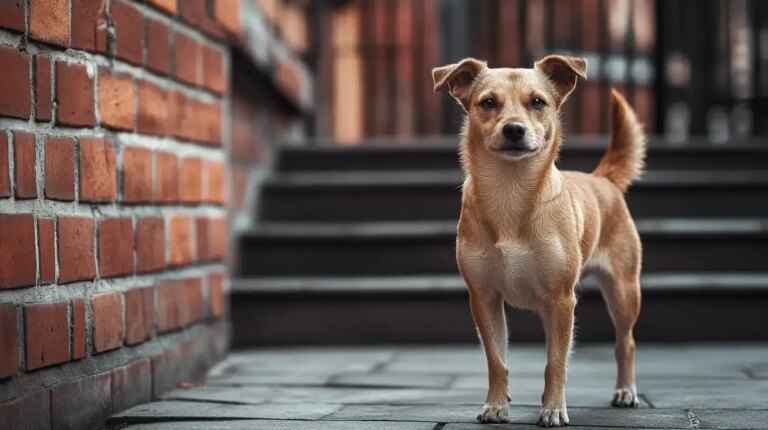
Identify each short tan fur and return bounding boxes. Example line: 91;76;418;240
433;55;645;427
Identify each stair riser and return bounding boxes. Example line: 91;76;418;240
279;151;768;172
231;292;768;345
260;186;768;221
237;237;768;276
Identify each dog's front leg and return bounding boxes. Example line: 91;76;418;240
538;294;576;427
468;288;509;423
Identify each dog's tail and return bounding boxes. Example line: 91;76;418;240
593;89;646;192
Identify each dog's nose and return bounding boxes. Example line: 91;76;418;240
503;123;526;142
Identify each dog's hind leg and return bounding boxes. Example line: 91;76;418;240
468;288;510;423
596;269;641;407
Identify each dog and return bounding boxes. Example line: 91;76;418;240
432;55;645;427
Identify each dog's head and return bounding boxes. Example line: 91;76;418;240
433;55;586;161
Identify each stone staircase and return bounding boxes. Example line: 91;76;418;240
233;137;768;345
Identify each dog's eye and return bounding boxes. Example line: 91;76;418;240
480;98;496;110
531;97;547;109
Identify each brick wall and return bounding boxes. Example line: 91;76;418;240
0;0;263;428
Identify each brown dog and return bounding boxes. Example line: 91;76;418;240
432;55;644;427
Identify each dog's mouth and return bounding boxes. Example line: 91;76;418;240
495;146;537;158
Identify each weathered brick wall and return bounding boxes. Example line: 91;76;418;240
0;0;244;428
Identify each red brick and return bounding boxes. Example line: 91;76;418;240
174;32;201;86
29;0;69;46
147;0;177;15
169;215;192;266
211;217;228;260
0;214;36;289
56;61;95;127
199;101;223;145
155;152;179;203
58;217;96;283
79;137;117;202
136;217;165;273
275;60;302;105
0;0;25;32
112;0;144;65
35;55;52;121
99;69;135;130
51;371;111;430
142;287;154;336
179;0;205;27
181;158;202;203
185;277;204;324
0;390;51;430
44;136;75;201
202;44;226;94
0;305;18;378
13;131;36;199
156;280;184;332
180;0;225;40
71;299;86;359
146;19;171;75
25;302;69;370
195;217;209;261
206;159;225;204
215;0;240;35
125;287;153;344
0;45;31;119
137;80;168;135
38;218;55;284
209;272;226;317
0;132;9;198
122;146;152;203
166;90;184;139
112;358;152;412
99;218;134;278
92;292;124;353
232;168;248;209
71;0;108;52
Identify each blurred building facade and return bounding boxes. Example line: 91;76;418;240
310;0;768;144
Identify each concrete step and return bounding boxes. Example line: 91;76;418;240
229;273;768;345
277;138;768;172
236;219;768;276
259;170;768;221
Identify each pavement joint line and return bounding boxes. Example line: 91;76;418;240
639;393;656;408
743;368;757;379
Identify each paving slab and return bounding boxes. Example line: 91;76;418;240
207;371;332;386
160;386;273;405
328;371;455;388
109;401;341;424
106;344;768;429
120;420;437;430
323;404;692;428
695;409;768;429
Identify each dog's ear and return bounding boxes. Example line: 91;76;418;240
432;58;486;107
535;55;587;104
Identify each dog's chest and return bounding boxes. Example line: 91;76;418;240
461;237;566;308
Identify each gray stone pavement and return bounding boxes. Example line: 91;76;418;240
108;344;768;429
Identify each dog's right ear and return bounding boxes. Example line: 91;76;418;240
432;58;486;107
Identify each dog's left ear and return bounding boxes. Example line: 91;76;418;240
432;58;486;108
535;55;587;104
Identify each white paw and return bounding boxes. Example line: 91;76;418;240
477;403;510;423
537;408;569;427
612;387;639;407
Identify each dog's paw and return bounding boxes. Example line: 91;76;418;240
611;387;639;408
537;408;569;427
476;403;509;423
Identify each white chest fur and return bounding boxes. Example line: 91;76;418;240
459;236;568;310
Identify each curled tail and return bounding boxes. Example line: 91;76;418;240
593;89;647;192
